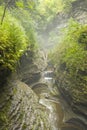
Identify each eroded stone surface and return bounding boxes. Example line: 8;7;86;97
0;80;52;130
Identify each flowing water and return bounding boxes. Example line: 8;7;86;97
32;71;86;130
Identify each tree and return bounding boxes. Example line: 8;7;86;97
0;0;37;24
1;0;17;24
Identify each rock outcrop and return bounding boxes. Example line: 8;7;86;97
0;79;52;130
17;50;47;86
0;43;50;130
39;0;87;49
47;0;87;125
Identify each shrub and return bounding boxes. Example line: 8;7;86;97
49;19;87;103
0;7;28;71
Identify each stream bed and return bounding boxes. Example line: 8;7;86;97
32;71;86;130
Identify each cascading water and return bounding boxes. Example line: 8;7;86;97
32;70;86;130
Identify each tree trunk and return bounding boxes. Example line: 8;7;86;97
1;0;12;25
1;5;7;25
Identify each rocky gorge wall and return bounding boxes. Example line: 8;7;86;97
48;0;87;124
0;49;51;130
17;50;47;85
39;0;87;49
0;78;51;130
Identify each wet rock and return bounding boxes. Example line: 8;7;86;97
65;118;87;129
0;79;52;130
17;50;47;86
0;68;11;86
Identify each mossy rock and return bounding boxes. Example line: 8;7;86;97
49;20;87;105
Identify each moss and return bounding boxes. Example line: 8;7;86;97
13;87;17;94
49;19;87;104
0;110;10;130
0;95;12;129
22;124;27;129
19;112;24;121
0;112;8;124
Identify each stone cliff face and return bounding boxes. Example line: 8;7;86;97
0;47;50;130
0;79;51;130
40;0;87;49
47;0;87;31
0;1;87;129
48;0;87;123
0;48;51;130
70;0;87;24
17;50;47;85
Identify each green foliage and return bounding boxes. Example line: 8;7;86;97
12;8;38;59
32;0;77;30
63;0;76;12
0;0;78;31
61;19;87;73
34;0;64;29
49;19;87;103
0;7;28;71
12;8;37;43
16;0;36;10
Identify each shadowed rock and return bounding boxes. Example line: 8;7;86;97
0;79;52;130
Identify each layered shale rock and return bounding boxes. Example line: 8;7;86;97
17;50;47;85
48;0;87;122
0;79;52;130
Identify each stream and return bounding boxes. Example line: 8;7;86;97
32;71;86;130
